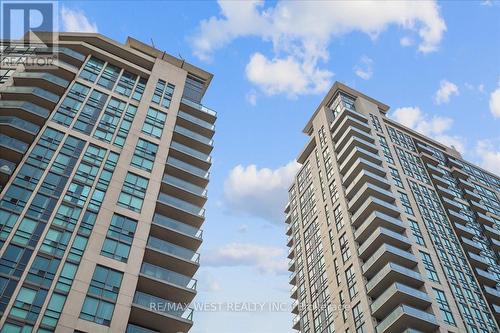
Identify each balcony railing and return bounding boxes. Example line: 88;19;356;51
170;141;211;163
157;192;206;218
126;324;160;333
167;156;209;179
178;110;215;131
147;236;200;264
0;116;39;134
141;262;197;291
163;174;207;197
153;213;203;239
174;125;214;146
0;159;16;175
0;86;59;103
0;101;50;119
181;97;217;117
0;133;28;153
133;291;194;321
14;71;69;88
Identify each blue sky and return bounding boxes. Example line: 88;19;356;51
46;1;500;332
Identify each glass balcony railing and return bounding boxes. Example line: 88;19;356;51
147;236;200;264
162;174;207;198
126;324;160;333
181;97;216;117
0;159;16;175
0;86;59;103
170;141;211;163
141;262;197;290
0;116;39;134
153;213;202;239
178;110;215;131
56;47;86;61
0;133;28;153
157;192;205;218
133;291;194;321
376;305;437;333
14;71;69;87
0;101;50;119
166;157;209;180
174;125;213;146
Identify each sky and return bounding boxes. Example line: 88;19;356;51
17;1;500;332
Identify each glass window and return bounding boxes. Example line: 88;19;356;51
97;63;120;90
79;56;104;83
142;107;166;139
420;251;440;282
115;71;137;97
117;173;149;212
101;214;138;262
131;138;158;172
434;288;456;325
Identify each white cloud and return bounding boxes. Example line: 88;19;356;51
400;36;414;47
245;53;333;96
391;106;465;153
489;85;500;118
475;140;500;175
192;1;446;96
60;7;98;33
237;224;249;234
245;90;258;106
354;56;374;80
204;243;287;275
435;79;459;105
197;271;222;292
224;160;300;223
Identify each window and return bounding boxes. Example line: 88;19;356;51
94;98;126;143
80;265;123;326
131;139;158;172
97;63;120;90
151;79;175;108
26;255;60;288
352;302;365;333
114;104;137;147
420;251;440;282
408;219;426;246
73;89;109;135
334;206;344;232
340;233;351;263
434;288;456;325
389;167;403;189
101;214;137;262
142;107;166;138
40;293;66;329
9;286;47;322
52;82;90;126
378;135;394;165
117;173;149;212
114;71;137;97
345;265;358;299
399;192;414;216
132;77;147;101
80;56;104;83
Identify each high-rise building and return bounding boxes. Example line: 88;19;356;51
285;82;499;333
0;32;215;333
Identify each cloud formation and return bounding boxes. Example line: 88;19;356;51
435;80;459;105
391;106;465;153
224;161;300;223
475;140;500;175
354;56;374;80
60;7;98;33
191;1;446;96
204;243;287;275
489;85;500;118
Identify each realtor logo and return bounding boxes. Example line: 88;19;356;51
1;1;57;45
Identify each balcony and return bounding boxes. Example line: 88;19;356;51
354;211;405;244
468;252;490;270
362;244;417;279
13;71;69;94
0;101;50;125
292;314;300;330
0;116;39;143
330;105;367;131
484;225;500;240
342;157;386;185
424;163;443;176
358;227;411;260
463;189;481;202
291;299;299;314
287;246;295;259
289;271;297;285
430;174;449;188
335;125;374;152
345;169;390;201
435;185;455;199
450;166;468;179
351;197;400;227
348;183;395;213
286;234;293;247
156;192;205;227
176;110;215;137
180;97;217;121
458;178;474;191
130;291;193;333
484;286;500;304
53;47;86;66
469;200;488;214
0;86;59;109
476;212;495;227
25;58;78;81
150;213;202;251
331;114;370;142
0;158;16;187
366;263;424;298
173;125;214;154
339;146;382;175
475;268;497;287
419;152;439;166
169;141;211;170
454;223;475;238
447;210;469;226
461;237;482;254
126;323;160;333
166;156;209;187
441;197;462;212
137;262;196;303
161;174;207;206
286;222;293;236
0;133;28;162
375;305;438;333
336;136;378;165
145;236;199;276
290;284;298;299
288;258;296;272
371;283;432;319
491;238;500;251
